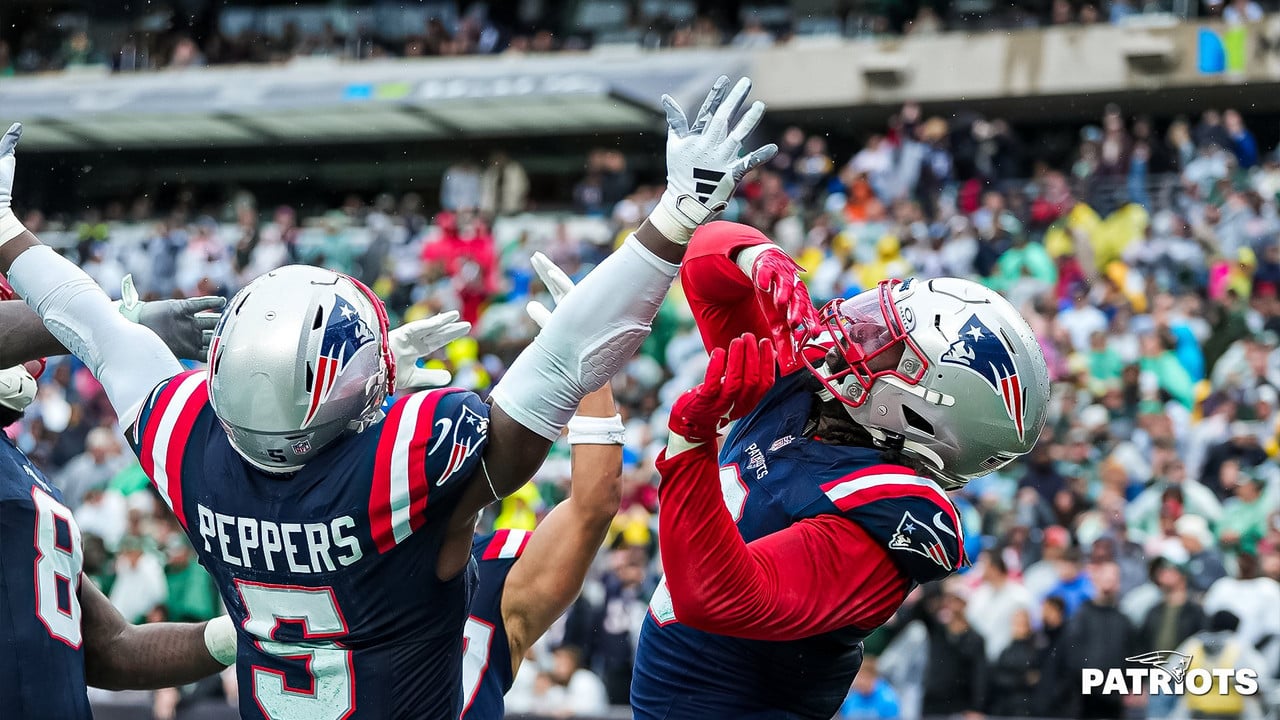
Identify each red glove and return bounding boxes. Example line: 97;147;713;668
670;333;776;443
751;249;818;375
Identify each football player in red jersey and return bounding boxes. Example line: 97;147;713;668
631;221;1053;719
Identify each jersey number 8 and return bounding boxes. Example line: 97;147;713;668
32;487;83;647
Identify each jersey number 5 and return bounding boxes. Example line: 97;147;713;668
32;487;83;647
236;580;354;720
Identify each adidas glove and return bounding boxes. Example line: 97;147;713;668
649;77;778;245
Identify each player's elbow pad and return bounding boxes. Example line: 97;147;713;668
491;236;677;440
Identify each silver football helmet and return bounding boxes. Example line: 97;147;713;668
800;277;1050;489
207;265;395;473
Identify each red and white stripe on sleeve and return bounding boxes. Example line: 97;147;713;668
482;529;532;561
137;369;209;529
369;388;456;554
821;464;966;568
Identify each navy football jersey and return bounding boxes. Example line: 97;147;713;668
129;369;491;720
632;371;967;720
0;434;91;720
460;529;530;719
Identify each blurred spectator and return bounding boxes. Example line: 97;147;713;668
1047;547;1095;617
966;549;1036;661
732;16;775;48
920;587;987;717
1034;595;1072;716
74;485;129;551
987;608;1041;717
58;30;102;68
1216;466;1278;556
838;655;900;719
53;426;128;510
1203;553;1280;652
522;645;610;716
108;535;168;624
1057;561;1134;719
1223;0;1264;22
581;543;650;705
480;152;530;217
1127;455;1224;539
1137;556;1206;653
0;40;15;77
168;36;206;68
1175;514;1230;593
1173;611;1274;719
441;160;483;212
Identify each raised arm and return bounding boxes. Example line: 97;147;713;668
478;77;777;505
80;579;234;690
681;221;816;374
0;124;189;421
501;382;622;672
0;287;223;368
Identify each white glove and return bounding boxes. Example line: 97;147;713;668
388;311;472;391
0;122;29;245
524;252;575;329
649;76;778;245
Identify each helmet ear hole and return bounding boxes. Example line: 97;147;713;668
902;405;934;436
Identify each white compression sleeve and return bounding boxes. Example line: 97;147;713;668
490;235;679;440
8;246;183;423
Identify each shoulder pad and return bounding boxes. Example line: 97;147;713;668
824;466;967;584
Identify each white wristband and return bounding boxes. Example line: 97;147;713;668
0;211;27;246
648;192;709;246
204;615;238;666
567;413;626;445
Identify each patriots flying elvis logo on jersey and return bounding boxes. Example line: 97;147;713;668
303;296;376;427
428;403;489;487
939;313;1026;441
888;510;953;570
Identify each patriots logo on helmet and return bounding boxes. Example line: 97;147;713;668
939;314;1027;441
1127;651;1193;683
888;510;953;570
303;296;376;428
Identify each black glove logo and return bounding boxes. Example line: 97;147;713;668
693;168;726;204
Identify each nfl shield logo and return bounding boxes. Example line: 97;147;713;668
291;438;312;456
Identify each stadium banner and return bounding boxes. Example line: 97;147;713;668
1;51;747;149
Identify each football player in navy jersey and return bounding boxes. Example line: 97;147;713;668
0;73;777;720
461;255;624;720
0;284;237;720
630;221;1053;720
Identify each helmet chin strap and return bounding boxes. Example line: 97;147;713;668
348;406;386;434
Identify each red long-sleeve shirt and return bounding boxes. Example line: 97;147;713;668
657;222;942;641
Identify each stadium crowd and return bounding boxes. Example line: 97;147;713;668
6;99;1280;719
4;0;1279;77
